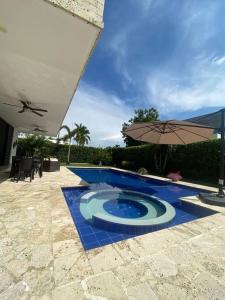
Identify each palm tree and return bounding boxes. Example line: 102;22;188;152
58;123;90;163
73;123;90;146
58;125;74;164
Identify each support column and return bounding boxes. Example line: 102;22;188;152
218;109;225;197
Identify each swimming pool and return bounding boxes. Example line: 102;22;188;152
62;168;217;250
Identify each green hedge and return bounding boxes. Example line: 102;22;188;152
53;144;112;165
16;136;112;165
112;140;221;183
112;144;155;171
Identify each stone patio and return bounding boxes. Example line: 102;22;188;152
0;167;225;299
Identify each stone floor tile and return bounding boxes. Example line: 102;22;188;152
83;271;128;299
87;244;124;273
54;252;93;286
53;238;81;258
146;253;178;278
52;281;85;300
127;282;158;300
30;244;52;268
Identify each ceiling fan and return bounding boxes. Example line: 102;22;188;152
2;99;48;117
33;127;48;133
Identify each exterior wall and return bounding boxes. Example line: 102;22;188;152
9;128;18;165
0;118;14;166
46;0;105;28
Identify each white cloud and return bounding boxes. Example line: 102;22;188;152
213;55;225;65
146;56;225;114
63;82;132;147
100;133;122;141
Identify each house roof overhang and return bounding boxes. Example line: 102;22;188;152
0;0;102;135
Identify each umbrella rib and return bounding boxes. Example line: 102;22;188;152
124;124;156;133
180;127;212;140
134;126;156;140
168;126;186;144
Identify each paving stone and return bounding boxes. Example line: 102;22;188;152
22;268;53;297
84;271;127;299
0;267;14;293
6;258;29;278
194;271;225;299
54;252;93;286
52;281;85;300
154;281;196;300
87;245;124;273
53;239;80;258
114;260;155;288
146;253;178;278
127;282;158;300
30;244;52;268
0;281;30;300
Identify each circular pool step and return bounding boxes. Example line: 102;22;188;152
79;189;176;234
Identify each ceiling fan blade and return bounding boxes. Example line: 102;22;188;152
30;108;48;112
20;100;29;107
1;103;21;108
31;110;43;117
34;128;47;132
18;109;25;113
1;103;21;107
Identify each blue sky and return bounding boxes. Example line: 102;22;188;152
63;0;225;147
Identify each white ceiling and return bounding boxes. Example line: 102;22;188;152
0;0;100;135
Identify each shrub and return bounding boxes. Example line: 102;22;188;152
54;144;112;165
16;136;112;165
138;168;149;175
121;161;135;169
112;140;221;183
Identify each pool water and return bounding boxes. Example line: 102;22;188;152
62;168;218;250
104;198;148;218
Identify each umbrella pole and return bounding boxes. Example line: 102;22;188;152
218;109;225;197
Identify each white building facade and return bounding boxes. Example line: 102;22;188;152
0;0;105;166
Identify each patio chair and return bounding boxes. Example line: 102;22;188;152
33;157;43;178
16;157;34;182
9;156;20;178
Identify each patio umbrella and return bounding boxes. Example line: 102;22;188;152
123;120;214;145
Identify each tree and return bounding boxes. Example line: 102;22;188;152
122;108;159;147
58;123;91;164
73;123;90;146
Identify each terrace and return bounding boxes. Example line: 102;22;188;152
1;166;225;299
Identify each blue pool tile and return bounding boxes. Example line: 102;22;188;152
81;234;97;244
91;227;105;233
84;241;100;250
98;238;113;246
108;231;123;237
111;235;124;242
79;227;93;235
95;231;110;240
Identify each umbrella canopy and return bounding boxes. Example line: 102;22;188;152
123;120;214;145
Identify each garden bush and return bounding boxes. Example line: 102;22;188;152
53;144;112;165
112;140;221;183
16;137;112;165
